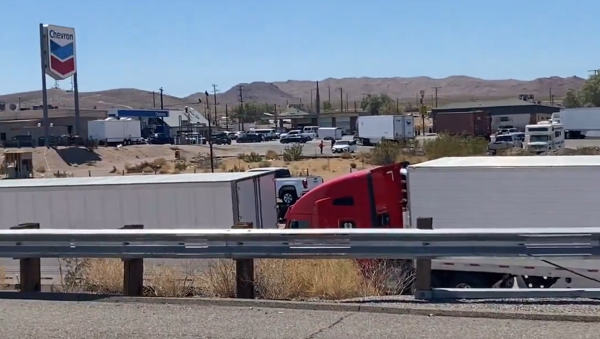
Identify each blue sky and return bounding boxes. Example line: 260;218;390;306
1;0;597;97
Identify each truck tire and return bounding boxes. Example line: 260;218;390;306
447;272;500;288
279;188;298;205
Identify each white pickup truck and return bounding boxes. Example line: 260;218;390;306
280;130;315;140
247;167;324;204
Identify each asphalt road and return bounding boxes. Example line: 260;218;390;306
1;300;597;339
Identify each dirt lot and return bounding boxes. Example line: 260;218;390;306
1;145;371;181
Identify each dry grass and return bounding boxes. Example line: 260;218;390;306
61;258;413;300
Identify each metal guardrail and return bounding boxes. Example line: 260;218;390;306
2;227;600;258
4;219;600;300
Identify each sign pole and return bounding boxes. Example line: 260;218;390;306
39;24;50;148
73;73;80;136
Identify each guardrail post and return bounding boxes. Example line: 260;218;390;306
10;223;41;292
414;217;433;297
232;222;255;299
121;224;144;296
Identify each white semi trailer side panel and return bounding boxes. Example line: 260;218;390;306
407;156;600;229
0;172;276;230
0;171;278;284
406;156;600;289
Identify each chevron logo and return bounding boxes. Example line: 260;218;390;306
45;25;77;80
50;40;74;61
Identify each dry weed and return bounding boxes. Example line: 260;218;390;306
71;258;409;300
35;165;46;173
265;150;279;160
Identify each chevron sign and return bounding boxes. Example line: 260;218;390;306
44;24;77;80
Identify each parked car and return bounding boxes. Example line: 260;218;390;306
148;133;174;145
280;135;309;144
210;133;232;145
331;140;357;153
236;133;264;143
488;133;522;152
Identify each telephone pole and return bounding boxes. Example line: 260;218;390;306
151;91;156;108
432;86;441;108
328;85;331;102
212;84;219;126
588;69;600;76
337;87;343;112
204;91;214;172
159;87;164;110
238;85;244;131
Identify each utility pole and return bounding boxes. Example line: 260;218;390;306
345;93;349;111
212;84;219;126
315;81;321;114
159;87;164;110
432;86;441;108
337;87;343;112
151;91;156;108
549;87;554;105
225;104;229;130
204;91;214;172
238;85;244;131
328;85;331;102
588;69;600;76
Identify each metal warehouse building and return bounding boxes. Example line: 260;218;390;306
431;98;560;132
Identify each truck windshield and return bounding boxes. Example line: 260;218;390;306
530;135;549;142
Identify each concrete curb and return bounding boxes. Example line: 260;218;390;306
99;297;600;323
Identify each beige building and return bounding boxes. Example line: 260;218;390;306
0;108;107;141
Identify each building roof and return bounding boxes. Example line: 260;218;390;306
0;171;270;189
411;156;600;169
435;98;553;110
163;109;209;127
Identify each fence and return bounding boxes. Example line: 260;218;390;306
3;218;600;300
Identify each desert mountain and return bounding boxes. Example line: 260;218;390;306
0;76;585;110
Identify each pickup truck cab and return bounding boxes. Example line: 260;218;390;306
488;134;522;152
246;167;324;204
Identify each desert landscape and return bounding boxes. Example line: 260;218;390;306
0;75;585;111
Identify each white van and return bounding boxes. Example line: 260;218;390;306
317;127;343;140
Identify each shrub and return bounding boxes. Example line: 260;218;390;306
265;150;279;160
422;134;487;159
370;140;403;165
282;144;304;162
238;152;262;163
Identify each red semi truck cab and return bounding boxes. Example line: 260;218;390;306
285;162;409;229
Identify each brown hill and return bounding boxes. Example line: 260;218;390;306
0;76;586;111
185;82;299;106
0;88;193;111
273;76;585;103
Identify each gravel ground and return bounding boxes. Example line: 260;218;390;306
343;295;600;316
1;300;599;339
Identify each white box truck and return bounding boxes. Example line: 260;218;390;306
356;115;414;146
88;118;143;145
407;156;600;289
551;108;600;139
0;171;278;284
317;127;343;140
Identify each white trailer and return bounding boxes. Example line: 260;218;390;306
407;156;600;289
0;171;278;284
317;127;343;140
551;108;600;139
356;115;414;146
88;118;142;145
